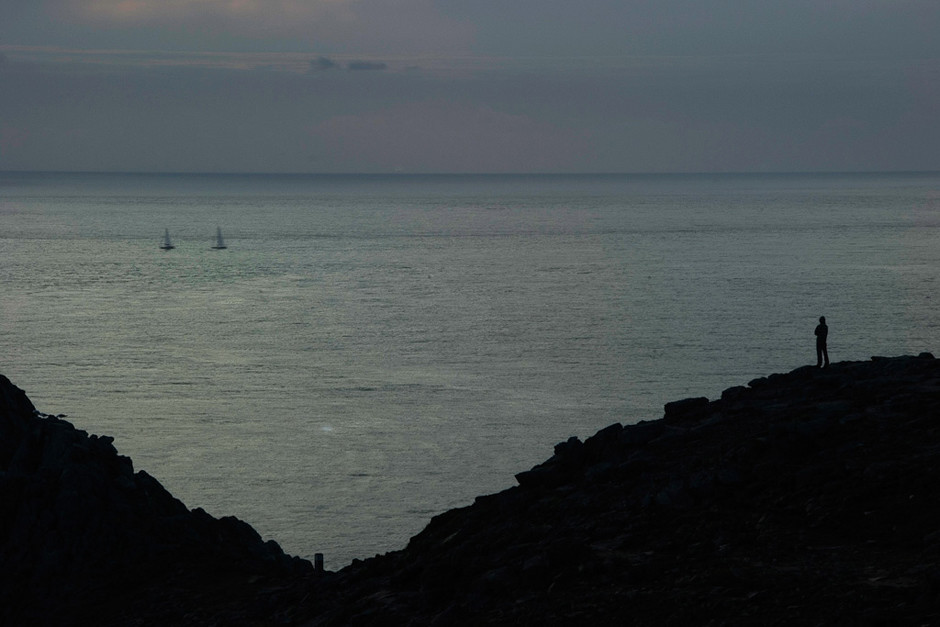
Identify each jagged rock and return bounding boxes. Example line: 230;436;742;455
5;354;940;626
302;354;940;625
663;396;709;422
0;375;313;626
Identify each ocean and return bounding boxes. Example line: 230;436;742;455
1;171;937;568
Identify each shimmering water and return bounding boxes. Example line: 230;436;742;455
1;172;937;567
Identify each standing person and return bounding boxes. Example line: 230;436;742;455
815;316;829;368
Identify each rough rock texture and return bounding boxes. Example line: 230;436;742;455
299;354;940;625
0;374;312;626
4;354;940;625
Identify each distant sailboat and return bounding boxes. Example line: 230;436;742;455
211;226;227;250
160;228;175;250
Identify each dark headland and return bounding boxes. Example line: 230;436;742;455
3;353;940;625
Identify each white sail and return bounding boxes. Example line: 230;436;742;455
212;226;227;249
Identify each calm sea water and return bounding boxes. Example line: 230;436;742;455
1;172;938;567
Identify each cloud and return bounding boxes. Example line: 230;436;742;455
6;0;940;62
310;55;392;73
41;0;476;55
309;56;339;72
347;61;387;71
1;41;938;173
440;0;940;58
67;0;344;24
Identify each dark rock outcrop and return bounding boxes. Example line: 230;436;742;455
300;354;940;625
0;374;313;626
4;354;940;625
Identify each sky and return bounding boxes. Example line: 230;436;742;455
1;0;939;173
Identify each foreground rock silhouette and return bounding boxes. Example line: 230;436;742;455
3;353;940;625
0;374;312;626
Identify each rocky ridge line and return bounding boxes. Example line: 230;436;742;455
0;374;313;626
301;353;940;625
4;353;940;625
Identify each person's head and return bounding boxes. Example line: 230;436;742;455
819;316;826;323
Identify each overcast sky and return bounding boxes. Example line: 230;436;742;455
2;0;939;173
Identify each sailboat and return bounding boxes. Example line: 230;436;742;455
211;226;227;250
160;228;175;250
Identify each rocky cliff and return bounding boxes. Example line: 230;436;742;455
301;353;940;625
3;353;940;625
0;374;312;626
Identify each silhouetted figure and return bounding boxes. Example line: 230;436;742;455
815;316;829;368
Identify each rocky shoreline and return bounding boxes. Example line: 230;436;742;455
3;353;940;625
0;374;312;626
